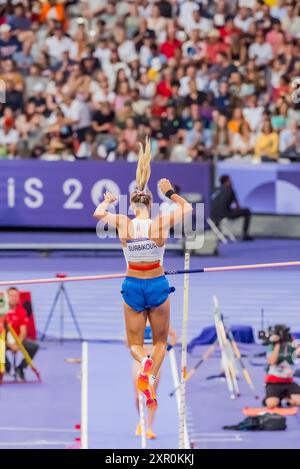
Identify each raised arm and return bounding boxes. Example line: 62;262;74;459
93;191;129;232
152;179;193;236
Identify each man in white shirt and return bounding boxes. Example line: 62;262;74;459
94;39;111;65
249;31;273;66
179;64;205;96
279;120;300;158
281;4;300;38
185;9;212;35
138;0;153;19
179;0;199;31
115;26;136;64
234;7;254;32
182;29;206;61
60;91;91;141
44;23;77;64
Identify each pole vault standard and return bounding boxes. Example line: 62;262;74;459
0;260;299;287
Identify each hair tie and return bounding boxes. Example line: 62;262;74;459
135;188;147;196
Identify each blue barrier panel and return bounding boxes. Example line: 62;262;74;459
217;161;300;215
0;161;211;228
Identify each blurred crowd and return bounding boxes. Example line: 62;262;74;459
0;0;300;162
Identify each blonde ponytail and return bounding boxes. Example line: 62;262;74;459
135;137;152;191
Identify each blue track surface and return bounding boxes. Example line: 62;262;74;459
2;341;299;449
0;342;80;449
87;342;178;449
0;239;300;448
184;345;300;449
0;239;299;341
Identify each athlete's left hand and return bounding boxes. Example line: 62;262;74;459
104;191;117;204
158;178;173;195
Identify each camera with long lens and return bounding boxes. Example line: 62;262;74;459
258;324;293;345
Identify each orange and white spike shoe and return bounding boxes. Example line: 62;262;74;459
144;381;158;410
137;356;153;393
146;428;157;440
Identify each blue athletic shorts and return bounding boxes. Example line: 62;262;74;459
121;275;175;312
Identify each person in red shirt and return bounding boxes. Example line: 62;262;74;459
219;17;241;46
205;28;229;64
5;287;39;381
160;22;182;60
156;67;173;98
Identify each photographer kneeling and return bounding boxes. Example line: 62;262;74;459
263;325;300;409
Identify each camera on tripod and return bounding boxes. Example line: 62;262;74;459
258;324;293;345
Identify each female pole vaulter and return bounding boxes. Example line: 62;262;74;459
93;138;192;409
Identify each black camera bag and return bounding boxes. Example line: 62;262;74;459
258;413;287;431
223;413;286;431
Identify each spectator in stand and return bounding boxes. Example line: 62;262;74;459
170;135;190;162
214;81;232;118
114;80;131;116
123;116;138;150
205;28;229;64
92;100;116;148
5;287;39;381
230;122;255;159
184;119;212;161
265;18;285;56
254;120;279;162
0;0;298;162
29;83;47;115
160;21;182;60
186;8;212;36
7;2;34;55
44;23;77;65
271;98;289;132
107;138;136;162
179;0;199;32
228;107;246;135
213;113;231;159
157;67;173;99
115;25;136;64
182;28;206;62
75;130;95;160
161;105;180;143
60;89;92;142
243;95;264;132
234;7;254;33
0;23;22;59
281;1;300;38
147;3;168;38
279;120;300;161
249;30;274;67
39;0;66;29
0;58;24;91
0;116;19;158
7;71;22;106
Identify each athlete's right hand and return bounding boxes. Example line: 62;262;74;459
158;178;173;195
104;191;117;204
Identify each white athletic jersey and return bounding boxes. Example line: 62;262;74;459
122;218;165;265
